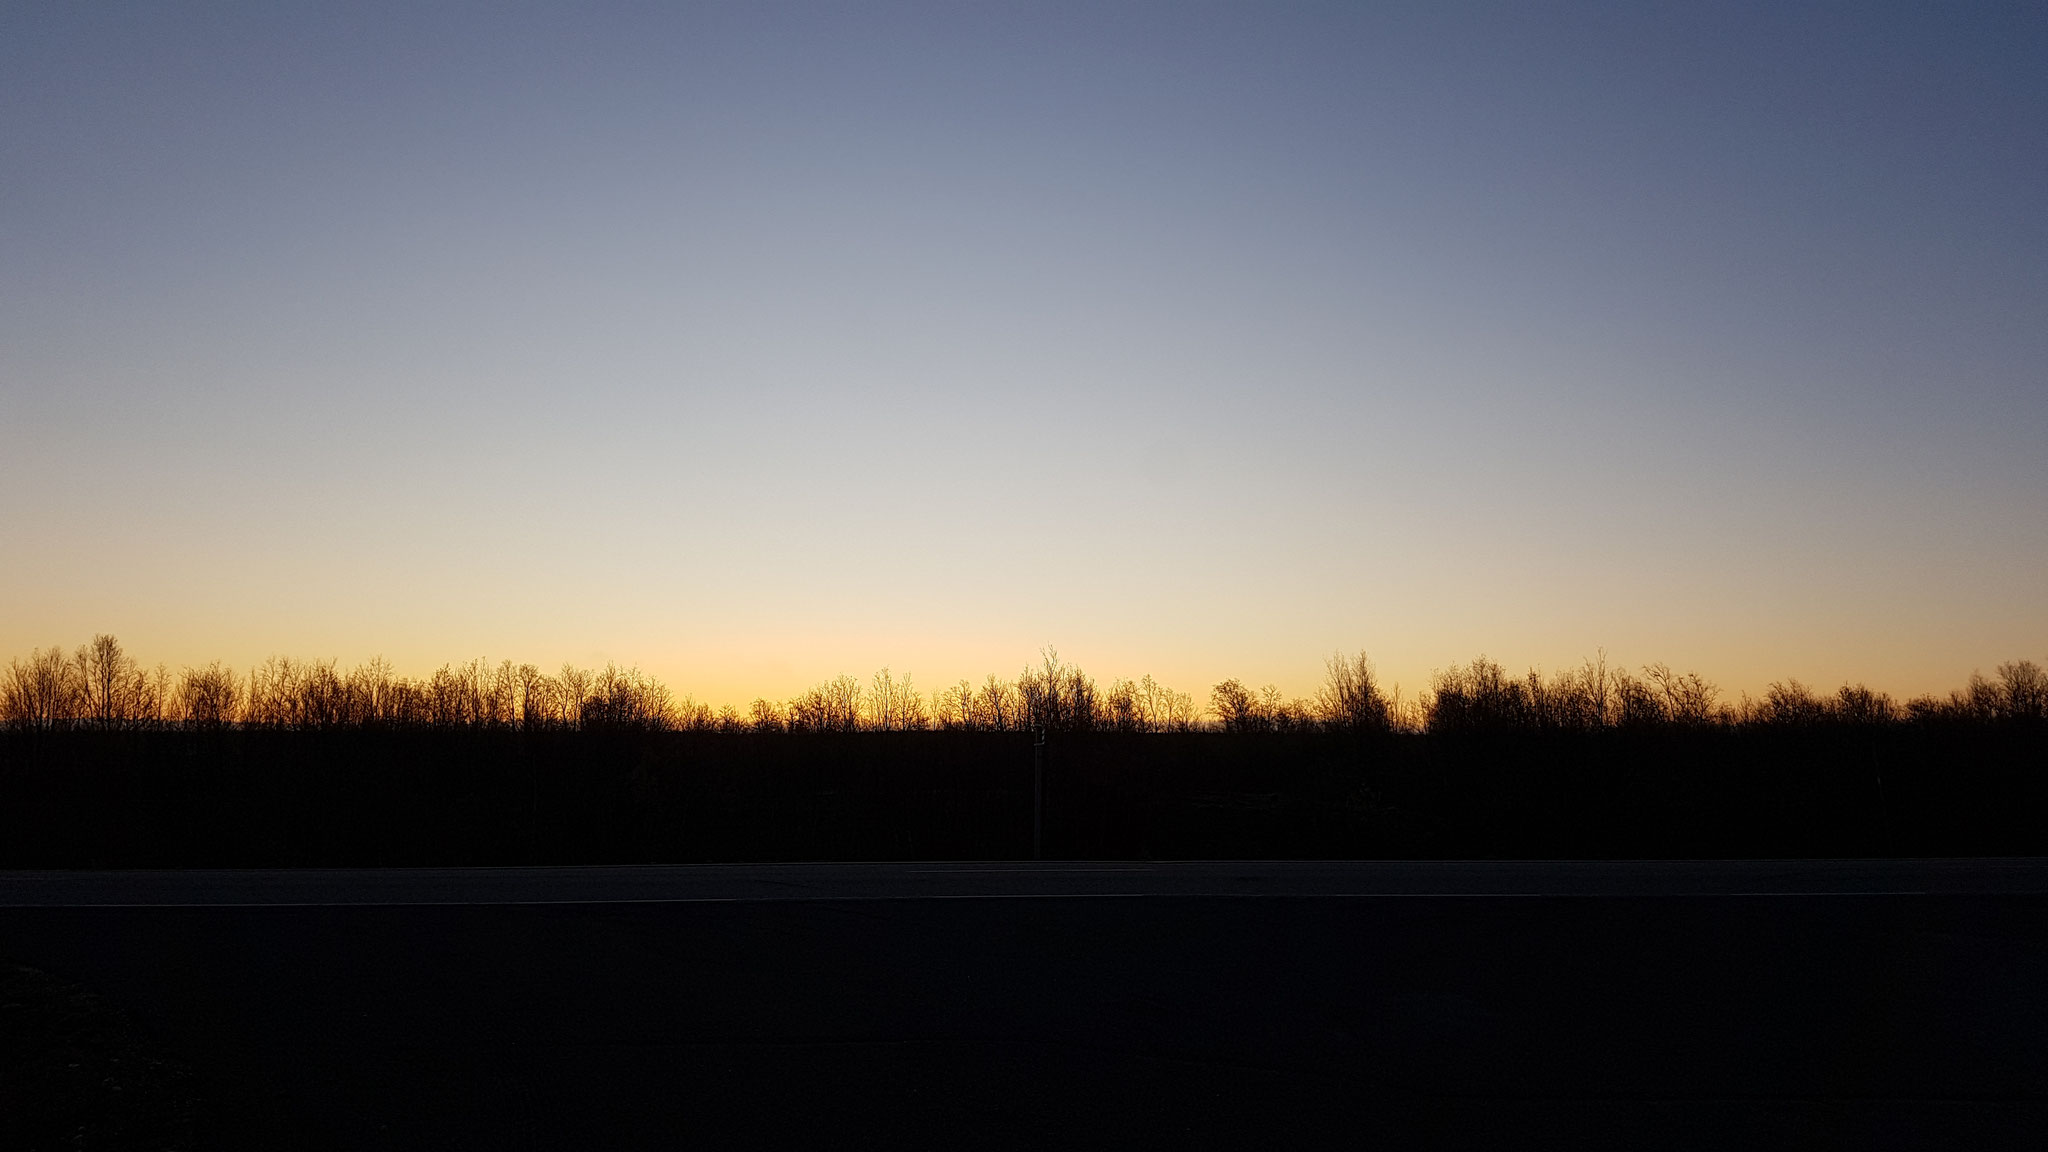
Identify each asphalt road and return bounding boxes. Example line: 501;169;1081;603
4;860;2045;1150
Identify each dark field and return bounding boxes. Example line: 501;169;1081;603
3;861;2045;1150
1;726;2044;866
7;726;2043;1147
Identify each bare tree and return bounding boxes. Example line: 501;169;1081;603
1426;657;1527;732
177;662;241;729
931;680;975;730
1754;679;1823;725
673;697;715;732
513;663;547;729
1136;674;1167;733
898;675;930;731
1644;663;1720;725
787;674;862;733
1018;651;1061;732
1211;679;1263;733
484;660;519;728
1260;685;1290;730
823;674;861;732
1016;648;1099;732
748;698;786;733
1611;667;1665;727
1315;651;1391;733
867;668;924;732
559;665;593;729
1580;651;1612;728
1833;683;1897;725
977;674;1019;731
245;656;297;728
298;660;345;729
1103;678;1143;733
72;634;154;729
1997;660;2046;721
1062;663;1099;732
584;664;676;730
3;646;77;732
1521;654;1610;732
785;687;825;732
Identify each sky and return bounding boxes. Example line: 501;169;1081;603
3;1;2044;707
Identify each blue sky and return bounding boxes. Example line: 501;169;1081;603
4;2;2043;703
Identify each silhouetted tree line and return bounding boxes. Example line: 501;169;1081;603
0;639;681;734
11;637;2041;737
1416;653;2048;731
4;631;2048;729
4;636;2044;866
0;641;1200;735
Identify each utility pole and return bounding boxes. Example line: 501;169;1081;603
1032;726;1045;860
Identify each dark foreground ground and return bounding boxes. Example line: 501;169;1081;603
3;860;2045;1150
8;726;2045;866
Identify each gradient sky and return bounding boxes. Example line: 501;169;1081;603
4;2;2044;707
